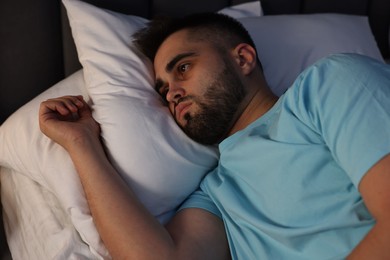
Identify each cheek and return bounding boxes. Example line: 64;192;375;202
195;73;213;94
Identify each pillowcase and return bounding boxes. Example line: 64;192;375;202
0;71;111;258
0;0;217;257
238;14;384;95
0;70;86;184
63;0;218;224
218;1;263;18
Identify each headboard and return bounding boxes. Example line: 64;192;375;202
0;0;389;124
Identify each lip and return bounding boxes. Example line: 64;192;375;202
175;101;192;121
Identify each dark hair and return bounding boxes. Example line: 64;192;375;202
133;12;261;68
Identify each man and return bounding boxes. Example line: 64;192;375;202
39;13;390;259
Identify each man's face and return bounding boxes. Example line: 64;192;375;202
154;30;246;144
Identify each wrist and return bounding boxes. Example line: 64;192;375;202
65;132;102;155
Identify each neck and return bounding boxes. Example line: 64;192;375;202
228;85;278;137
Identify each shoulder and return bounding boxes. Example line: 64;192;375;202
286;53;390;105
296;53;389;91
304;53;386;75
280;53;390;138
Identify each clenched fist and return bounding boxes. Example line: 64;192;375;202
39;95;100;151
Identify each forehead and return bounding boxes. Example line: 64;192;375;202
156;30;188;58
154;29;212;71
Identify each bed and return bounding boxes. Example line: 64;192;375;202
0;0;389;259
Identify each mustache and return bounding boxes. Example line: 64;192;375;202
176;95;193;105
173;96;194;119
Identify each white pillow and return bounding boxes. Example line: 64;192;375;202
63;0;218;223
0;0;218;257
0;70;87;185
0;71;111;258
239;14;384;95
218;1;263;18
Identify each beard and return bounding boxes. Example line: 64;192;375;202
180;58;247;145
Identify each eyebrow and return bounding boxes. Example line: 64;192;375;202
165;52;197;73
154;52;198;93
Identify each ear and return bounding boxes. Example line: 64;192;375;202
232;43;258;75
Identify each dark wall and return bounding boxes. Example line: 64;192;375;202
0;0;64;123
0;0;253;124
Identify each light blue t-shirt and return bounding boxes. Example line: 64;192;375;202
180;54;390;259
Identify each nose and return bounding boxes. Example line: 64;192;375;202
166;82;185;104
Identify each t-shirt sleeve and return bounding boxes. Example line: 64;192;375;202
178;189;222;219
288;54;390;187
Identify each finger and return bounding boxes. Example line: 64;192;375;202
61;95;93;120
42;96;85;116
77;99;94;118
40;100;72;117
73;95;86;108
56;96;85;113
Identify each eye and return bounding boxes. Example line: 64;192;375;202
178;63;190;74
155;80;168;103
158;86;169;104
159;86;169;104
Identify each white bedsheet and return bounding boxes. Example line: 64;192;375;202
1;166;99;259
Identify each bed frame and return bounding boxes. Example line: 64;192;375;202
0;0;389;257
0;0;389;125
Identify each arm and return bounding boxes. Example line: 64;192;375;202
39;96;230;260
347;153;390;259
